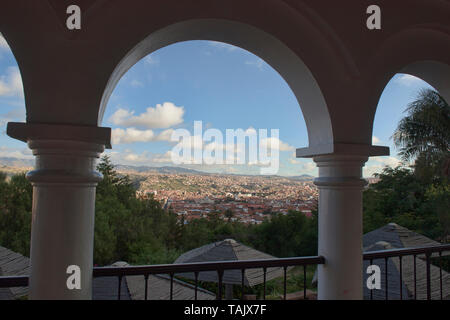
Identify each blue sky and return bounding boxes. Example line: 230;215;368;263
0;36;434;177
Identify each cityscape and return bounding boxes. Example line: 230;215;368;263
134;171;318;224
0;157;382;226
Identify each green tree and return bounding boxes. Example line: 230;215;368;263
94;155;182;265
363;166;448;241
392;88;450;182
249;210;318;257
0;172;33;256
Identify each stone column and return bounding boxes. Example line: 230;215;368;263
313;154;368;300
7;123;111;299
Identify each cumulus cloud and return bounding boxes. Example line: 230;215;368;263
108;102;185;129
155;128;175;142
0;67;23;97
111;128;155;144
259;136;294;152
111;127;177;145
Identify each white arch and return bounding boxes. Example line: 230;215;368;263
99;19;333;149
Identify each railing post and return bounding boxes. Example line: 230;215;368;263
217;270;224;300
426;252;431;300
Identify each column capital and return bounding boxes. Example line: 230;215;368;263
6;122;110;185
313;154;369;165
313;154;369;189
26;139;104;185
296;143;389;158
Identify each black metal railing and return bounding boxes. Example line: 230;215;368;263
363;243;450;300
1;244;449;300
0;256;324;300
93;255;325;300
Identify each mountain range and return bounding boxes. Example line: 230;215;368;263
0;157;315;180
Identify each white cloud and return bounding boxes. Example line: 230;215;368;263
0;146;33;159
0;67;23;97
393;74;425;87
123;152;151;163
0;108;26;128
106;149;174;165
111;127;178;145
245;58;265;71
299;160;318;176
111;128;154;144
372;136;381;145
130;79;144;88
108;102;185;129
144;55;159;65
154;128;175;141
364;156;402;177
259;137;294;152
373;156;402;167
152;151;174;163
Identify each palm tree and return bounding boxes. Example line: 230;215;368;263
392;88;450;179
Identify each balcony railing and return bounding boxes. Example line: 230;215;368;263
1;244;449;300
363;244;450;300
93;255;325;300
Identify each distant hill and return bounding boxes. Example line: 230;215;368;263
288;174;315;181
0;156;317;179
115;164;206;175
0;157;34;167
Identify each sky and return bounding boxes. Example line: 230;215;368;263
0;35;434;177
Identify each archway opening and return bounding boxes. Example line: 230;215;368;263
101;39;317;177
368;62;450;179
94;39;321;277
364;69;449;244
0;32;32;259
0;32;28;166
